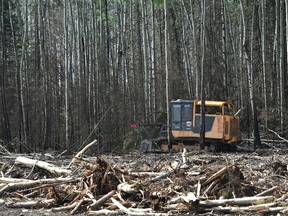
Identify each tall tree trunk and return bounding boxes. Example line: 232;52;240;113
199;0;206;150
38;0;50;149
164;0;170;147
64;0;70;149
190;0;200;98
141;0;149;122
260;0;268;128
285;0;288;123
1;1;12;148
150;0;157;122
240;0;261;151
279;0;284;133
19;0;28;151
221;0;228;98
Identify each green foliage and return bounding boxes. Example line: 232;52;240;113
122;129;141;151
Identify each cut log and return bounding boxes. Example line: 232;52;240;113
0;177;34;183
89;190;116;210
211;202;278;213
199;196;274;207
0;177;79;195
88;209;120;215
6;199;55;208
15;156;71;176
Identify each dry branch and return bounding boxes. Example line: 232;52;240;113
261;125;288;143
52;201;78;212
203;166;229;186
255;186;279;197
68;139;97;168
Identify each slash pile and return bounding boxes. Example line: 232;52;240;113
0;140;288;215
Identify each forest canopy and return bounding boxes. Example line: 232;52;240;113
0;0;287;152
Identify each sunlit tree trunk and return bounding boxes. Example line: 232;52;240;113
190;0;200;98
180;0;193;97
260;0;268;128
141;0;149;121
150;0;157;121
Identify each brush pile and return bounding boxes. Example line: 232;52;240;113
0;140;288;215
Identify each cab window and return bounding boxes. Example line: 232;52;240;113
172;104;181;121
182;104;192;121
196;105;222;115
224;104;233;115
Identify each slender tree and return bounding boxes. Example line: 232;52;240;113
199;0;206;150
240;0;261;151
1;1;12;148
164;0;170;147
64;0;70;149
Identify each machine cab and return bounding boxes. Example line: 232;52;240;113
171;100;194;131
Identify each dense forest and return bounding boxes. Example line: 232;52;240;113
0;0;287;153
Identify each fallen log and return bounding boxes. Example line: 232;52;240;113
52;201;78;212
71;199;85;215
211;202;277;213
88;209;120;215
0;177;79;195
199;196;274;207
89;190;116;210
0;177;34;183
15;156;71;176
111;197;169;216
6;199;55;208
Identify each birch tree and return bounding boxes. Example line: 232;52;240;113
260;0;268;128
240;0;261;151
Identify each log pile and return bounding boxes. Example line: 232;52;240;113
0;140;288;215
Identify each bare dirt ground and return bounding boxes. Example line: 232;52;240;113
0;142;288;215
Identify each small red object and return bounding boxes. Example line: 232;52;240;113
130;123;138;129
